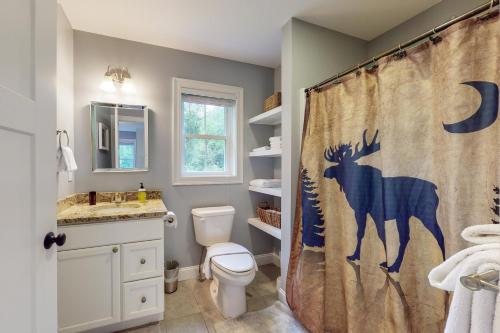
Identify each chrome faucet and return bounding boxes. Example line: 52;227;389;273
112;193;125;204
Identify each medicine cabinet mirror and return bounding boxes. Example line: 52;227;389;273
90;102;149;172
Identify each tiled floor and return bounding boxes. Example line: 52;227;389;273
122;264;281;333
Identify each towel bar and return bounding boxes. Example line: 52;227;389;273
57;129;70;148
460;269;499;292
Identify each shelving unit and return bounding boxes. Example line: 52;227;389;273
247;218;281;240
248;106;282;125
249;149;281;157
248;186;281;197
248;104;282;242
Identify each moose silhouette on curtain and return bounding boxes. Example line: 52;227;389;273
323;130;445;273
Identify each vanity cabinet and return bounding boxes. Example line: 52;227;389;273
57;218;164;333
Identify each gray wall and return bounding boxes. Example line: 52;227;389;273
368;0;485;56
73;31;276;268
56;5;75;199
280;18;368;292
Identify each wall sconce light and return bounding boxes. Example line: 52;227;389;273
99;65;136;93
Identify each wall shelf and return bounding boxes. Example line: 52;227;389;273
248;218;281;240
248;186;281;197
248;106;282;125
249;149;281;157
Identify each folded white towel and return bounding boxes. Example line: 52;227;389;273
249;179;281;188
202;242;258;279
428;243;500;333
269;136;281;141
461;224;500;244
57;145;78;172
252;146;270;152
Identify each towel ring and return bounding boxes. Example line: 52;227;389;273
57;130;69;147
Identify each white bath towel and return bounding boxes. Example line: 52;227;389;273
202;242;258;279
428;243;500;333
252;146;270;152
269;136;281;142
495;276;500;333
249;179;281;188
57;145;78;172
461;224;500;244
470;263;499;333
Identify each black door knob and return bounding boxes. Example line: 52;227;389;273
44;232;66;249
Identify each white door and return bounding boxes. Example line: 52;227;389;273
58;246;121;333
0;0;57;332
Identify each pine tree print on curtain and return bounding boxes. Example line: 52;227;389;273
301;169;325;248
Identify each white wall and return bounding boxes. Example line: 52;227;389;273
280;18;368;294
56;5;75;199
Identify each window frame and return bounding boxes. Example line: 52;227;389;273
172;78;243;185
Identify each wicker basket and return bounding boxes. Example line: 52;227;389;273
257;206;281;229
264;92;281;111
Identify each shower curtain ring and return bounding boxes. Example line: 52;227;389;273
490;0;494;9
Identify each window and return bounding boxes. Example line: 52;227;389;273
119;139;136;169
172;78;243;185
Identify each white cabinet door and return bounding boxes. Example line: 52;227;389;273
58;245;121;333
0;0;57;332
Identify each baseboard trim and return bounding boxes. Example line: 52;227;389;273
278;287;287;305
178;252;280;281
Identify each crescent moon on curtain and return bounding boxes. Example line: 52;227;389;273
443;81;499;133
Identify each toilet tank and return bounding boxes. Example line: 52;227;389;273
192;206;235;246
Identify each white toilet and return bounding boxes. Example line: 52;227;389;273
192;206;256;318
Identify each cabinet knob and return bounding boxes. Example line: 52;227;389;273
44;232;66;249
141;296;147;303
140;258;146;264
112;247;119;253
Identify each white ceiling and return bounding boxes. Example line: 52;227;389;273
59;0;440;68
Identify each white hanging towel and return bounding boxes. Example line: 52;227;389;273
249;179;281;188
470;262;499;333
202;242;257;279
461;224;500;244
57;145;78;172
428;243;500;333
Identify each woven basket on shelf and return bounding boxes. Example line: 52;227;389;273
264;92;281;111
257;206;281;229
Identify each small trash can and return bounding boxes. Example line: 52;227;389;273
165;260;179;294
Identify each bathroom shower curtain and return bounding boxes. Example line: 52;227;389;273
287;14;500;333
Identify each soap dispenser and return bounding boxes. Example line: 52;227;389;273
138;182;146;203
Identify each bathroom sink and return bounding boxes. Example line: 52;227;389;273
91;203;142;214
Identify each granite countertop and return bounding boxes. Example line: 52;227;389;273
57;191;167;226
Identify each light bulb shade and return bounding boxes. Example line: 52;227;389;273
121;78;136;94
99;76;116;93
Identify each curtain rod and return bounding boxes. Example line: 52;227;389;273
305;0;499;93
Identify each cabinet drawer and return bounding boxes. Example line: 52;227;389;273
122;240;163;282
122;277;164;321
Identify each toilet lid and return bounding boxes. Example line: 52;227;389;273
212;252;255;273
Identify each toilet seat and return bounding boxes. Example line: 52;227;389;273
212;252;255;274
